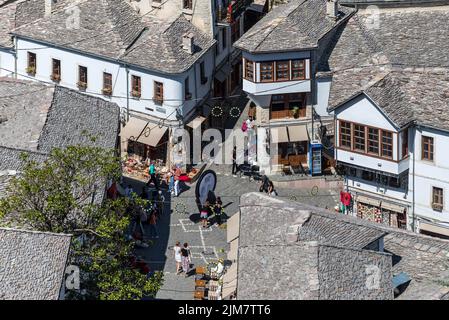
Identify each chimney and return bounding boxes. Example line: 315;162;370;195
182;33;195;54
326;0;339;19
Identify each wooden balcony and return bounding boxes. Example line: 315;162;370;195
270;109;306;120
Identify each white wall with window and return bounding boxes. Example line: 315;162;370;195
242;51;312;96
410;127;449;233
335;94;406;174
334;93;449;237
14;37;214;122
0;49;15;77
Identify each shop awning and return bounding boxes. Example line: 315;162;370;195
288;125;308;142
381;202;407;213
419;221;449;237
357;195;381;207
122;116;168;147
228;238;239;262
222;263;238;299
270;127;289;144
186;116;206;129
227;212;240;243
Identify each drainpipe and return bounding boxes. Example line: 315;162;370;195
412;124;417;232
125;65;130;122
14;37;18;79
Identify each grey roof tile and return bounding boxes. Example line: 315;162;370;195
11;0;215;74
234;0;354;53
324;8;449;131
37;86;120;153
0;227;71;300
237;193;449;300
0;78;120;152
121;15;216;74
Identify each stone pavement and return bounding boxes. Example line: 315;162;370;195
125;166;340;300
125;91;341;299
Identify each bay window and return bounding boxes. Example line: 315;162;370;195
338;120;394;160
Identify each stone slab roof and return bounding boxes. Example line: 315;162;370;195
0;78;55;150
0;227;71;300
0;146;48;198
122;15;216;74
236;193;449;300
0;0;18;48
331;70;449;131
0;78;120;152
238;192;387;249
37;86;120;153
323;7;449;131
237;241;393;300
234;0;354;53
10;0;214;74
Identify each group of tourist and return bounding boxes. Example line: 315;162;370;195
200;197;227;229
125;182;166;241
174;242;193;277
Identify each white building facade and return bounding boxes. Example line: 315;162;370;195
334;90;449;239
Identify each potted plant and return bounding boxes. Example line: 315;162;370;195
131;90;141;98
51;74;61;82
291;106;300;118
77;81;87;90
26;66;36;75
102;87;112;96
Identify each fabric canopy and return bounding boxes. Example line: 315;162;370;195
357;195;381;207
270;127;289;144
227;212;240;243
122;116;168;147
228;238;239;262
288;125;308;142
222;263;238;299
381;202;407;213
419;222;449;237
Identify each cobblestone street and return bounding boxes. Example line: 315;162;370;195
125;163;340;299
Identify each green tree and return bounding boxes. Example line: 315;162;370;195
0;144;163;300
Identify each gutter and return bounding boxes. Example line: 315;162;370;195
412;123;418;232
14;36;17;79
11;34;216;76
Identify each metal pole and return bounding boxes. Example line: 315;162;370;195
126;65;130;122
412;125;416;232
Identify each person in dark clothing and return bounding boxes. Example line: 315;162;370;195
214;197;224;225
259;175;269;193
232;146;238;175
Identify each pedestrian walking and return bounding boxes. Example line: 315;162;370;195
181;243;192;277
168;167;175;195
148;212;159;238
125;184;134;198
147;161;160;190
174;241;182;274
232;146;237;175
174;166;182;197
200;202;209;228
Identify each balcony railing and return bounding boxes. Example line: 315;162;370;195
270;109;306;120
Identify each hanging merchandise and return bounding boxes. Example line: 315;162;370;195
340;191;352;206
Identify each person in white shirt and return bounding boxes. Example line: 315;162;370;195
174;241;182;275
